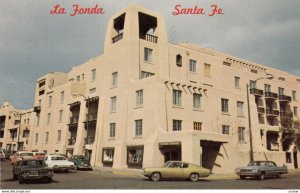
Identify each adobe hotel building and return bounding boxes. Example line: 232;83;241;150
1;5;299;173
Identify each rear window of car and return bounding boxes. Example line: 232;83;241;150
182;163;189;168
20;153;33;156
35;153;46;156
21;160;45;166
51;156;66;160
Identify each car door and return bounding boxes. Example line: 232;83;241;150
163;162;184;179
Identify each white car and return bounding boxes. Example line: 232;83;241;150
44;155;74;172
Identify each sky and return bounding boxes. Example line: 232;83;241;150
1;0;300;109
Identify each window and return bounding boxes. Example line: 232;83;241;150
141;71;154;79
91;69;96;81
279;77;285;81
221;98;229;113
35;133;38;144
103;148;114;163
189;60;196;72
48;96;52;107
286;152;292;163
23;130;30;138
76;76;80;82
136;90;143;107
173;90;182;107
223;61;231;66
109;123;116;138
47;113;51;125
57;130;61;143
135;120;143;136
176;54;182;66
235;77;240;89
265;84;271;92
292;91;297;101
89;88;96;94
193;94;201;109
237;101;244;116
204;63;211;77
60;91;64;103
173;120;182;131
59;110;63;122
194;122;202;131
222;125;230;135
127;148;143;166
278;87;284;95
250;80;256;89
294;107;298;116
238;127;245;142
36;115;40;127
45;132;49;144
144;48;153;63
112;72;118;87
251;69;257;74
110;97;116;113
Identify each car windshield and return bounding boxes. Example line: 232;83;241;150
51;156;66;160
75;156;89;161
20;160;45;166
35;153;46;156
20;153;33;156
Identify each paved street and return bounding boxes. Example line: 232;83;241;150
1;160;300;189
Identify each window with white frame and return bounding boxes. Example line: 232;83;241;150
189;60;196;72
222;125;230;135
45;132;49;144
250;80;256;89
237;101;244;116
136;90;143;107
59;110;63;122
235;77;240;89
135;120;143;136
278;87;284;95
103;149;114;162
110;97;116;113
109;123;116;138
238;127;245;142
57;130;61;143
193;94;201;109
91;69;96;81
144;48;153;63
112;72;118;87
173;90;182;107
47;113;51;125
60;91;64;103
173;120;182;131
204;63;211;77
221;98;229;113
265;84;271;92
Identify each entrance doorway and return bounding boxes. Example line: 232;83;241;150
159;142;181;163
294;146;298;169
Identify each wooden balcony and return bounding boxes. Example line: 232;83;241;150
266;109;279;117
257;107;265;114
279;95;292;102
250;88;264;96
265;92;278;100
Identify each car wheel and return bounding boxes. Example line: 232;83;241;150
259;172;265;180
47;177;52;183
190;173;199;182
19;176;24;184
276;173;281;178
150;172;161;182
74;165;78;171
240;175;246;180
65;169;69;173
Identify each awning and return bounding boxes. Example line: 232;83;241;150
200;140;227;147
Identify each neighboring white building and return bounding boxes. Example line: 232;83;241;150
1;5;299;173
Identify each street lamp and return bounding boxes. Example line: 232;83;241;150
246;73;274;162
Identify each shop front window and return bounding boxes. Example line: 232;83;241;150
127;146;144;168
102;148;114;167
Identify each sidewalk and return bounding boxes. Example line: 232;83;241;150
93;166;300;180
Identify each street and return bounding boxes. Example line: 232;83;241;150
1;160;300;189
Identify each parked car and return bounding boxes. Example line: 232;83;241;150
235;161;288;180
12;159;53;184
10;151;34;165
0;150;5;161
69;155;92;170
142;161;210;182
32;152;47;160
44;155;74;172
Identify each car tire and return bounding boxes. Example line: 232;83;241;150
259;172;265;180
240;175;246;180
19;176;24;184
190;173;199;182
74;165;78;171
150;172;161;182
276;173;281;178
13;174;18;180
47;177;52;183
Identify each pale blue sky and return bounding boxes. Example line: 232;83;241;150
1;0;300;109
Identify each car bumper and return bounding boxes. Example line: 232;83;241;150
236;172;260;176
53;166;74;171
142;172;150;177
22;174;53;180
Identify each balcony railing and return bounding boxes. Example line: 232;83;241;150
69;116;79;125
250;88;264;96
86;113;97;122
112;33;123;43
279;95;292;102
257;107;265;114
68;138;76;145
265;92;278;99
266;109;279;116
140;34;158;43
33;106;41;113
280;111;293;117
84;137;95;145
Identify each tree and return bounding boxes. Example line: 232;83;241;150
279;112;299;151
